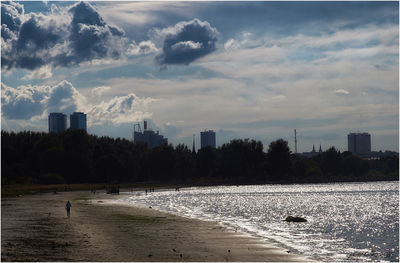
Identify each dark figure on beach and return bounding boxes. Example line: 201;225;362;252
65;200;72;218
145;189;148;195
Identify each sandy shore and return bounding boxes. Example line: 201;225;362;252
2;189;307;262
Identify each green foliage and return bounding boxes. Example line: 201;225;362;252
1;131;398;186
306;166;323;181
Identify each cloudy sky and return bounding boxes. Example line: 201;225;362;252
1;1;398;152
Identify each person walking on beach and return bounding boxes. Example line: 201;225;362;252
65;200;72;218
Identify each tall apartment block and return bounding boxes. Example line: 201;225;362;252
48;113;67;133
70;112;87;131
200;130;216;148
348;132;371;155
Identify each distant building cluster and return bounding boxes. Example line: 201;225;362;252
133;121;217;151
48;112;87;133
133;121;168;149
46;115;395;159
300;144;323;158
298;131;396;159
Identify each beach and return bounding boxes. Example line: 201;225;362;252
1;189;306;262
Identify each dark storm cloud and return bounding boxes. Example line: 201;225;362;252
155;19;218;66
1;1;126;70
14;13;62;70
53;1;126;67
1;1;23;33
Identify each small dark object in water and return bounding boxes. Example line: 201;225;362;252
180;254;183;258
148;254;152;257
228;249;230;253
285;216;307;222
149;206;152;209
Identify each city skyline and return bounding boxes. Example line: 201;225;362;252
1;1;398;152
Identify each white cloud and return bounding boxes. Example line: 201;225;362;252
127;40;158;55
96;2;194;27
91;86;111;96
172;41;203;50
1;80;82;120
2;81;155;128
22;65;53;80
224;39;240;51
88;93;155;126
335;89;350;95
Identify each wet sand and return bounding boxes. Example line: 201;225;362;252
1;189;307;262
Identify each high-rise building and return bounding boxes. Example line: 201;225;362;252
70;112;87;131
200;130;216;148
48;113;67;133
133;121;168;148
348;132;371;155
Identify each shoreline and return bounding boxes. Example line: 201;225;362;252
2;189;308;262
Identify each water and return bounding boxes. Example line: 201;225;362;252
118;181;399;262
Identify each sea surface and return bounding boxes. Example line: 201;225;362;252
119;181;399;262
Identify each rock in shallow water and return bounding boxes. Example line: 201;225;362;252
285;216;307;222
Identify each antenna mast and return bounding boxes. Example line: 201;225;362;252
192;134;196;153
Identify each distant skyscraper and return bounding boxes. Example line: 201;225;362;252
70;112;87;131
200;130;216;148
348;132;371;155
48;113;67;133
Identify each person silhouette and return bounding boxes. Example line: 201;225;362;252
65;200;72;218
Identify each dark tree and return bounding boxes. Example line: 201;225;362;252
314;147;342;180
196;146;218;180
1;131;398;186
266;139;292;181
342;154;369;179
219;139;265;184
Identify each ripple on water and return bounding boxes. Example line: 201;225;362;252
123;181;399;262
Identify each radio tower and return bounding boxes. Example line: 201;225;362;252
192;134;196;153
294;129;297;154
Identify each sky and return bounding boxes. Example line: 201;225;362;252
1;1;399;153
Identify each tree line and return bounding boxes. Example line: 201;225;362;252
2;130;398;185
